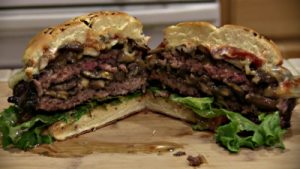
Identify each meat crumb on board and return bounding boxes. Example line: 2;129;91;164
173;151;186;156
187;154;206;167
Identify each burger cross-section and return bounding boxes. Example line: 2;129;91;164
0;11;299;152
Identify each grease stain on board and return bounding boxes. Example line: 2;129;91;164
31;112;190;157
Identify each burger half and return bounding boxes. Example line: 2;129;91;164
1;11;149;149
147;22;300;152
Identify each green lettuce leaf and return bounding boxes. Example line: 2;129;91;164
170;95;223;118
0;106;20;148
216;110;285;152
0;101;98;150
170;95;286;153
0;92;141;150
14;126;53;150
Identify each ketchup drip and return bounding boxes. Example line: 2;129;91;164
211;46;264;68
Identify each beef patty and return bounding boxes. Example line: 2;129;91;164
8;42;296;128
147;46;296;128
9;39;148;112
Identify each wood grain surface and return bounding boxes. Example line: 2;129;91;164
0;82;299;169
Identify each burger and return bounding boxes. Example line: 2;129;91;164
1;11;151;149
147;22;299;152
0;12;299;153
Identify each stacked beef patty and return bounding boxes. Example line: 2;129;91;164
9;39;148;112
147;46;296;128
8;42;296;128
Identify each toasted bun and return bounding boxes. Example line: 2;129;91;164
9;11;149;88
48;94;198;140
164;22;216;48
206;24;282;66
163;22;283;73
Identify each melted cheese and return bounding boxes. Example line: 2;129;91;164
8;70;27;89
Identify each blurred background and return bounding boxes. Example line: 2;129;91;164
0;0;299;71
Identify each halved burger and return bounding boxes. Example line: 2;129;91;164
148;22;298;128
146;22;300;152
0;13;299;153
1;11;150;149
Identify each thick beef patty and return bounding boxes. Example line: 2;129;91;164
147;47;296;128
9;40;148;112
8;41;296;128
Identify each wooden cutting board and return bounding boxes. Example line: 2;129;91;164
0;82;299;169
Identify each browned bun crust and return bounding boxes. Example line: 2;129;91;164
9;11;149;88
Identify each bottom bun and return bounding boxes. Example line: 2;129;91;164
48;94;198;140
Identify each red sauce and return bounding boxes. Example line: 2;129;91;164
158;42;166;48
281;77;300;96
211;46;264;68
